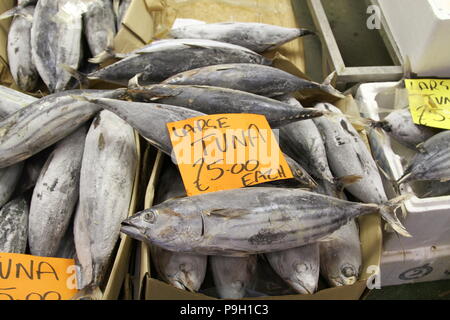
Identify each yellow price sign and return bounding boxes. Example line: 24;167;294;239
405;79;450;130
167;114;293;196
0;253;78;300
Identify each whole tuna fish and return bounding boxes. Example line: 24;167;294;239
0;85;37;117
28;126;87;257
169;22;314;53
0;196;29;254
80;39;271;86
398;130;450;184
162;63;344;99
319;219;362;287
83;0;116;61
210;255;257;299
74;110;138;298
151;163;207;293
121;187;410;256
313;103;388;204
31;0;86;92
370;108;438;150
0;89;125;169
125;84;324;128
7;5;38;92
82;97;316;187
265;243;320;294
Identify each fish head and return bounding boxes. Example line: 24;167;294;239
121;205;202;251
328;263;360;287
288;262;319;294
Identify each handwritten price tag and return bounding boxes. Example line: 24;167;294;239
168;114;293;196
405;79;450;129
0;253;78;300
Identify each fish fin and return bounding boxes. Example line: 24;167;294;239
334;175;362;191
397;171;412;186
0;6;26;20
379;194;414;238
416;142;426;153
71;286;103;300
298;28;316;37
206;208;252;219
323;71;337;87
88;30;118;64
59;64;90;89
128;74;142;88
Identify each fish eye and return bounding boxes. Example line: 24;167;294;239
341;265;356;277
143;211;157;224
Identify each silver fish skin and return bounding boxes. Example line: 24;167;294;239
152;163;207;293
210;255;257;299
80;97;203;156
0;163;24;209
121;187;409;256
55;222;77;259
7;5;38;92
88;39;271;86
151;245;207;292
278;98;335;194
29;126;87;257
31;0;85;92
0;196;29;254
0;89;125;169
83;0;116;58
0;85;37;118
75;110;137;290
265;243;320;294
169;22;314;53
398;130;450;184
163;63;341;98
319;219;362;287
371;108;438;149
313;103;388;204
126;84;324;128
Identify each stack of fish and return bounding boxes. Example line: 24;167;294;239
0;0;421;300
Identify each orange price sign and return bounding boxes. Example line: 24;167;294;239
167;114;293;196
0;253;78;300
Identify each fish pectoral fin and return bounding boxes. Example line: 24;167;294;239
180;43;209;49
207;208;252;219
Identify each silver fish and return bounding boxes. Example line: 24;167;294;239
163;63;343;98
152;163;207;293
0;163;24;209
169;22;314;53
121;187;410;256
319;219;362;287
370;108;438;150
84;39;271;86
265;243;320;294
0;89;124;169
83;0;116;59
210;255;257;299
29;126;87;257
74;110;138;294
0;85;37;117
313;103;388;204
126;84;324;128
398;130;450;184
31;0;85;92
7;5;38;92
0;196;29;254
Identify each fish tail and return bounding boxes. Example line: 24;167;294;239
89;30;118;65
71;286;103;300
379;194;413;238
60;64;90;89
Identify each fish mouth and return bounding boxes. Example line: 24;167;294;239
120;220;145;240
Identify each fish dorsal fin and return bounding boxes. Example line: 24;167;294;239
204;208;251;219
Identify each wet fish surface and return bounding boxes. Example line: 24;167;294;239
0;196;29;254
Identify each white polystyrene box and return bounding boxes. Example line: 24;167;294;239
378;0;450;77
355;82;450;252
380;245;450;287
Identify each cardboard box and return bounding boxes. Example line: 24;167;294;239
0;1;146;300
